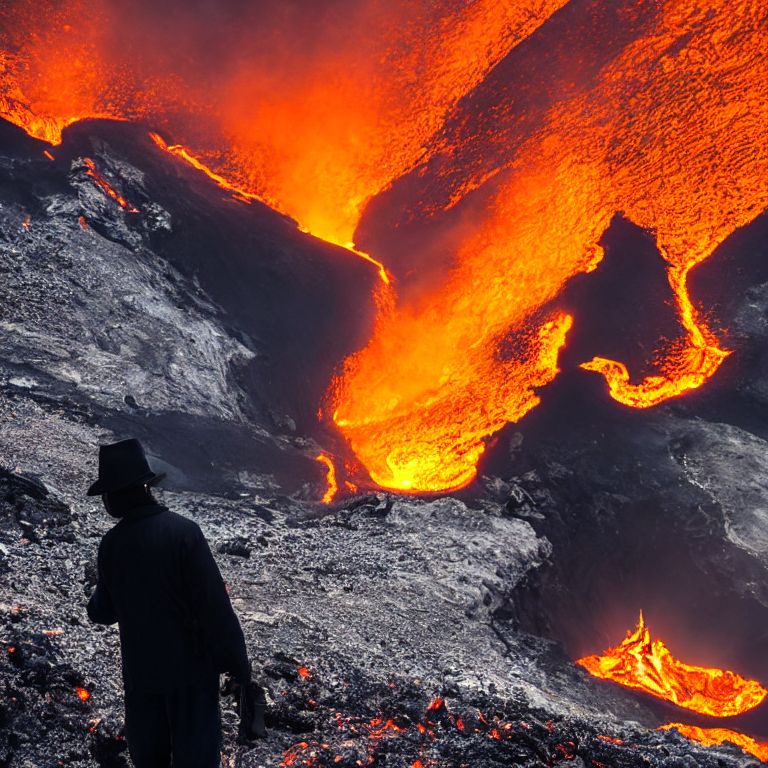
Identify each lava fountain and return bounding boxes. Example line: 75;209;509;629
579;612;768;762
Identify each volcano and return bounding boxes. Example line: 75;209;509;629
1;1;768;766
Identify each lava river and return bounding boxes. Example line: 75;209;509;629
0;0;766;492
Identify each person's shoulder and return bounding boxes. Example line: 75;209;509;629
97;531;113;557
161;508;204;537
100;521;120;545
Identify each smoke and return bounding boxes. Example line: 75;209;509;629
0;0;569;245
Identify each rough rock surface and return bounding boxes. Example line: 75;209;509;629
1;116;767;767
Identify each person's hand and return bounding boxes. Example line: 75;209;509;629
237;680;268;741
221;673;242;702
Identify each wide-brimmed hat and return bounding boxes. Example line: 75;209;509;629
86;438;165;496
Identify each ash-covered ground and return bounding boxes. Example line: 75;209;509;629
1;118;767;767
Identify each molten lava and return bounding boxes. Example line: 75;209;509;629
330;0;766;491
1;1;766;492
577;613;768;718
315;454;338;505
0;0;569;245
660;724;768;763
83;158;138;213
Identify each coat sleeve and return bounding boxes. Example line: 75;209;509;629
182;525;251;682
87;539;118;625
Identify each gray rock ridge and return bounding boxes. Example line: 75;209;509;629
0;117;375;497
56;119;380;436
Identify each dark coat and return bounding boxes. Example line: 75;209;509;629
87;504;250;693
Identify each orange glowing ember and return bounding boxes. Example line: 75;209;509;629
577;612;768;718
297;666;312;680
368;718;404;739
83;158;139;213
315;454;338;505
660;724;768;763
280;698;535;766
75;686;90;701
597;735;624;746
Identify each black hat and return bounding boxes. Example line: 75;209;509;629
86;438;165;496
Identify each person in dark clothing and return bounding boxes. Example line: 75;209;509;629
86;438;250;768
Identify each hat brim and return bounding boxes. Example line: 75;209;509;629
86;471;165;497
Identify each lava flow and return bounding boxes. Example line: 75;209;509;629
577;612;768;718
1;1;766;493
660;724;768;763
315;454;338;505
0;0;568;246
330;0;766;491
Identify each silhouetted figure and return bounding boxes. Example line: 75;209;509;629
86;438;251;767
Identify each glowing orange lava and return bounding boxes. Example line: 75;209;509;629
577;613;768;718
83;158;139;213
207;0;571;248
331;0;766;491
1;1;766;493
0;0;568;245
315;454;338;505
75;687;91;701
660;724;768;763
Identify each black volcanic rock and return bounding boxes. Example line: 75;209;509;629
556;213;685;380
0;116;379;496
682;210;768;435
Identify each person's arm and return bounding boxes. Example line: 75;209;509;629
183;525;250;683
87;539;118;625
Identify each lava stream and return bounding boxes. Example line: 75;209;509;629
315;454;338;505
330;0;766;491
660;724;768;763
577;612;768;718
